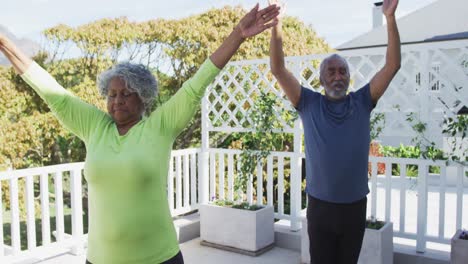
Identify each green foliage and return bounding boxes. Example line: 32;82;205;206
230;89;299;206
405;112;449;161
212;199;262;211
381;144;421;159
235;92;281;200
442;115;468;164
405;101;467;169
40;6;331;150
370;112;385;141
212;199;234;207
366;217;386;230
443;115;468;138
460;230;468;240
381;144;445;176
1;6;330;214
231;202;263;211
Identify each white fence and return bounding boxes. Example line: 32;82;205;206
0;148;200;262
206;148;302;224
1;152;467;261
199;38;468;254
368;157;467;253
0;162;84;262
204;149;467;253
1;39;467;262
168;148;202;216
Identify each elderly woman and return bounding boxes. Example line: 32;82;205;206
0;4;280;264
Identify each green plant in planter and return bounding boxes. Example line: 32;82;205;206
366;216;386;230
224;90;295;207
212;198;263;211
442;114;467;166
231;202;263;211
368;113;386;175
435;84;467;168
370;112;386;142
211;88;297;210
212;199;234;207
235;91;284;202
402;82;467;179
405;112;446;160
460;229;468;240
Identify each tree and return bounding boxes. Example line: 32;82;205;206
159;6;332;148
1;5;332;170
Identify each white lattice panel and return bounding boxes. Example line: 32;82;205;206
204;39;468;146
207;60;295;133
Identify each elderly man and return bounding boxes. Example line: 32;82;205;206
269;0;401;263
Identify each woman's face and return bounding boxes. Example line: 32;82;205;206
106;77;145;125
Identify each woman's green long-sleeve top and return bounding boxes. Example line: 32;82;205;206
21;59;220;264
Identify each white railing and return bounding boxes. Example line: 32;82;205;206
0;148;201;262
2;40;468;262
168;148;202;216
204;149;468;253
1;153;466;262
368;157;467;253
200;38;468;254
206;148;303;227
0;162;85;263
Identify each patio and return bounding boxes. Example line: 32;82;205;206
1;39;467;264
14;238;301;264
2;160;466;264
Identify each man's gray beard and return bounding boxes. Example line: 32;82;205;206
326;89;347;100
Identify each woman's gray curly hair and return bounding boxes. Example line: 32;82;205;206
98;62;158;114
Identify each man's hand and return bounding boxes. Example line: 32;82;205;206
268;0;286;18
382;0;399;17
369;0;401;104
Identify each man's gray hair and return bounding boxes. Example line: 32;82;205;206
319;54;350;76
98;62;158;113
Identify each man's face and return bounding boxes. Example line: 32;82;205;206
321;57;350;100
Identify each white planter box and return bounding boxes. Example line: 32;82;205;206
358;222;393;264
200;203;274;255
301;219;393;264
451;229;468;264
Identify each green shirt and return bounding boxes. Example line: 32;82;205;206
21;59;220;264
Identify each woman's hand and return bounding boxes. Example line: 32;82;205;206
0;31;32;74
209;4;280;69
235;3;280;39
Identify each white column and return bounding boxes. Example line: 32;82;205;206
200;88;211;204
416;163;428;253
70;169;84;255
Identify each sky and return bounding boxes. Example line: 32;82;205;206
0;0;438;48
